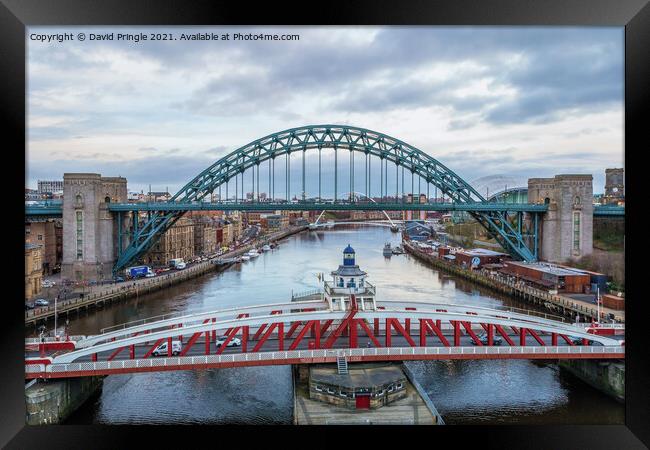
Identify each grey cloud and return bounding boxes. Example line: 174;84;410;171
27;26;623;191
29;26;623;127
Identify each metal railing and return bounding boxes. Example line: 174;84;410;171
28;345;624;377
323;281;376;297
291;288;323;300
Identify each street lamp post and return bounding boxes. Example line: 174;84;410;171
54;293;58;338
596;287;601;324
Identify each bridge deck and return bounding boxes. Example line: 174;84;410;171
25;201;624;216
25;300;624;379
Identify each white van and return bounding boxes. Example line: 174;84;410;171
152;340;182;356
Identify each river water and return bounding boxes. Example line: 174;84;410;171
58;225;622;425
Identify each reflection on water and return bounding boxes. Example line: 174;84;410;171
60;225;623;424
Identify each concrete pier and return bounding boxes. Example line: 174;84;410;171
559;359;625;402
25;376;103;425
292;363;443;425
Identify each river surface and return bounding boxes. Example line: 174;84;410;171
55;225;622;425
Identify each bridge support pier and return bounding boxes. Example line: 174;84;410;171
527;174;593;262
61;173;128;281
558;359;624;402
25;376;104;425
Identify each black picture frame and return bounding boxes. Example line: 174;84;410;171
2;0;648;448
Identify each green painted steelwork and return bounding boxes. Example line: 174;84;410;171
114;125;547;272
106;201;549;213
23;128;624;272
593;205;626;217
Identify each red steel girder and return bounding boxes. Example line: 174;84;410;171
252;322;284;352
286;321;302;339
253;311;280;340
527;328;546;346
560;334;576;346
385;318;416;347
143;338;165;358
419;319;450;347
493;324;515;346
461;322;483;345
180;319;210;356
108;332;140;361
288;321;320;350
357;319;382;347
215;324;249;355
320;319;334;336
452;320;461;346
226;313;250;336
323;309;358;348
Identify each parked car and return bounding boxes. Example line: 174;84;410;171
152;340;182;356
215;336;241;347
34;299;49;307
145;272;156;278
471;333;503;346
25;303;35;310
114;276;125;283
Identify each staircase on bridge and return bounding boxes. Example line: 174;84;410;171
337;355;349;375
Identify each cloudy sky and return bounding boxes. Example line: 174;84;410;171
27;26;624;196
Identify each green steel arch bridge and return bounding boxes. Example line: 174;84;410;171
24;125;624;272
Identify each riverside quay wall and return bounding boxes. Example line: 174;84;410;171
25;376;104;425
559;359;625;402
403;242;624;323
26;226;307;326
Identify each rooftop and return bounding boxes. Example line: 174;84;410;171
458;248;508;257
331;265;367;277
505;261;588;277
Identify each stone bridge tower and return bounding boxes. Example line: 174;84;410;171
527;174;593;263
62;173;128;281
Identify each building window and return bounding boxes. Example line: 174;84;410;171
573;212;580;251
76;210;83;260
574;196;581;205
37;234;43;241
105;196;111;203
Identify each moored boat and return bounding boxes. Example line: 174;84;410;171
383;243;392;257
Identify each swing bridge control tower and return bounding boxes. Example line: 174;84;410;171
325;245;377;312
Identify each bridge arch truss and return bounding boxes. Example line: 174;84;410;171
115;125;542;272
